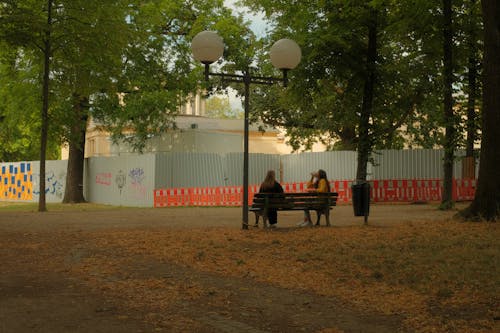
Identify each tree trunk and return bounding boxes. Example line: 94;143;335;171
62;95;88;203
338;126;357;150
441;0;455;209
461;0;500;221
466;0;478;158
38;0;52;212
463;0;479;179
356;12;377;183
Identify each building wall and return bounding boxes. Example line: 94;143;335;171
62;119;300;158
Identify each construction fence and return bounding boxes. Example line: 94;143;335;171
0;149;478;207
153;178;477;207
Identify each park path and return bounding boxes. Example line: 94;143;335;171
0;202;460;231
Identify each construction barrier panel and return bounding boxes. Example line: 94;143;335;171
153;189;167;208
153;178;476;207
333;180;352;203
454;178;476;201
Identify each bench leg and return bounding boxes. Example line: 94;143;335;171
325;210;331;226
253;212;260;227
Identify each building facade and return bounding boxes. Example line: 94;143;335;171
61;93;326;159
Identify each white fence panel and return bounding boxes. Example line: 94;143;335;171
371;149;470;179
86;155;155;207
158;152;226;188
224;153;281;186
281;151;358;183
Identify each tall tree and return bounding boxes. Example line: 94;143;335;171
54;0;132;203
465;0;481;159
441;0;456;209
1;0;135;204
39;0;52;211
356;8;378;182
460;0;500;221
458;0;482;178
242;0;444;169
0;0;57;210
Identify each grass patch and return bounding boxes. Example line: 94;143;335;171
0;202;123;212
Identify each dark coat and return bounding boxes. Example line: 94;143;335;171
258;181;283;225
259;181;284;194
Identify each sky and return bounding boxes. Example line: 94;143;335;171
224;0;269;37
218;1;270;111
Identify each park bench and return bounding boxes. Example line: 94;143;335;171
249;192;338;228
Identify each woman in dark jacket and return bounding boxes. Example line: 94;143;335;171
258;170;284;227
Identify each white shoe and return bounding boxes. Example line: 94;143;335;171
299;220;313;227
269;224;277;228
297;220;306;226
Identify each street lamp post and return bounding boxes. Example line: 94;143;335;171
191;31;301;229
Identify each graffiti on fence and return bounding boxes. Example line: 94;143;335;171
115;170;126;194
95;172;112;186
129;167;146;198
32;170;65;199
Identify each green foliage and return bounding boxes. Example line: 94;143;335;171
205;95;243;119
0;0;252;156
91;0;252;151
241;0;483;152
0;48;60;161
0;0;132;158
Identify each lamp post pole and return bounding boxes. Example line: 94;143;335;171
192;31;301;230
243;68;250;228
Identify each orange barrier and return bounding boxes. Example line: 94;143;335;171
153;189;167;207
218;186;242;206
153;178;477;207
453;178;476;201
332;180;351;203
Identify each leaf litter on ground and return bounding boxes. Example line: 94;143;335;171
67;218;499;333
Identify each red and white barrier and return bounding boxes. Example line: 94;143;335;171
153;178;476;207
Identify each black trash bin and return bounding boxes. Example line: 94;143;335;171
351;182;370;221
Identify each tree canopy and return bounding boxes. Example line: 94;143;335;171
241;0;483;150
0;0;252;205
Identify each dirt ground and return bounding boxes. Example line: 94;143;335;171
0;203;474;332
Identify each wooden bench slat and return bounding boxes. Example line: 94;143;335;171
250;192;338;228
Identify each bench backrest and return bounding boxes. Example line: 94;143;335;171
252;192;338;210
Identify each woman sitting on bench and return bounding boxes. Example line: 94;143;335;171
298;169;330;227
258;170;284;228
